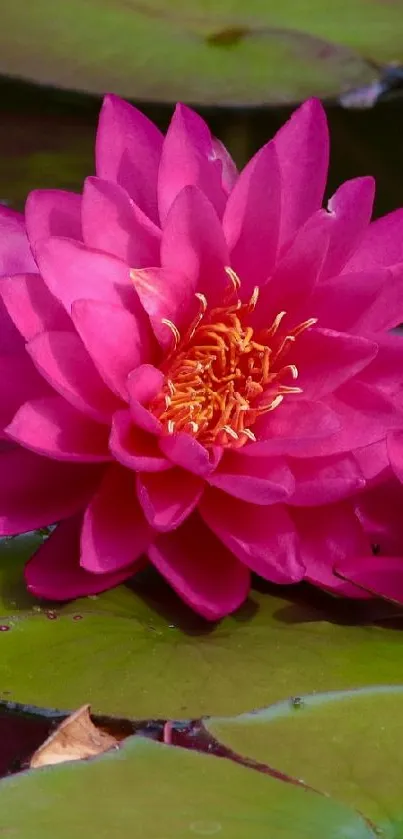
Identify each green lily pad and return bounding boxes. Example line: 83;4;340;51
0;534;43;614
0;0;401;104
0;736;374;838
206;686;403;832
1;536;403;719
0;534;159;620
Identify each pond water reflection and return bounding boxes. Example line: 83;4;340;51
0;77;403;218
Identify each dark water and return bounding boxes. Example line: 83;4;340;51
0;76;403;218
0;699;304;782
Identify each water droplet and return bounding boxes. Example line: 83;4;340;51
191;822;222;835
0;625;10;632
73;614;83;621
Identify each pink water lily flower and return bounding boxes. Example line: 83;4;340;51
1;95;403;619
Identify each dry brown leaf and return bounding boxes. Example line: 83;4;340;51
30;704;118;768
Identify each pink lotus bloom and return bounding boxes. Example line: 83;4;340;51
1;95;403;619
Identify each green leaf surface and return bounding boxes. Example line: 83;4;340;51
0;534;157;620
206;686;403;833
0;737;374;839
1;537;403;719
0;534;43;614
0;0;402;104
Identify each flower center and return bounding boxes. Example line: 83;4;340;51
150;269;317;449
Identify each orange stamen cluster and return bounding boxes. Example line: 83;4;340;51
150;269;317;449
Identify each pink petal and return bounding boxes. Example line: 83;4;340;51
161;185;229;307
243;400;341;457
35;237;136;313
0;206;36;273
0;297;25;356
355;479;403;556
25;189;82;246
81;464;151;573
0;438;16;453
299;382;402;458
25;514;137;600
0;448;102;536
81;177;160;266
292;502;371;597
137;468;204;531
127;365;164;435
1;273;72;341
148;513;250;620
251;223;329;330
319;177;375;278
158;103;227;224
305;269;388;333
223;141;281;295
130;267;196;351
27;330;122;423
72;298;151;401
345;208;403;271
211;138;238;192
294;328;377;399
6;396;111;462
335;555;403;604
127;364;164;404
353;264;403;333
387;430;403;485
201;490;304;584
287;453;365;506
208;452;294;504
110;409;171;472
273;99;329;247
96;94;163;223
359;332;403;391
353;440;389;486
159;432;221;477
129;402;161;436
0;353;51;429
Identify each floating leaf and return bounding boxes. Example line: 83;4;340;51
1;1;403;104
0;737;374;838
1;537;403;719
206;686;403;832
0;534;42;614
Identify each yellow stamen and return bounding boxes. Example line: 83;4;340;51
248;286;260;311
149;286;316;449
243;428;257;442
225;266;241;292
221;425;239;440
161;319;181;348
195;292;208;312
